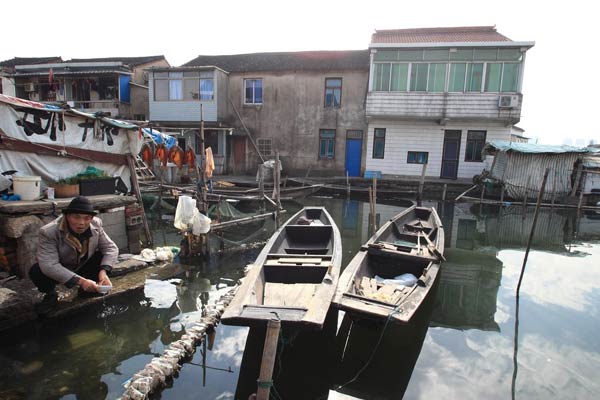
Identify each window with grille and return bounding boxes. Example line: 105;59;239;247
257;138;272;156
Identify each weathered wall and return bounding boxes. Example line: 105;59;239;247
224;70;368;175
364;120;512;179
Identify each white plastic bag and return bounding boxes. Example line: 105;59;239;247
192;211;211;234
174;195;197;230
375;273;418;287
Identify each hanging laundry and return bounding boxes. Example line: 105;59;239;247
205;147;215;178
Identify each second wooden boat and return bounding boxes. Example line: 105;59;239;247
333;205;444;324
221;206;342;330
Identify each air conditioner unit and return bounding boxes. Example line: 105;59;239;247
24;82;35;92
498;95;519;108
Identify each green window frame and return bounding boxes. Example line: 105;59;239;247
372;128;386;159
485;63;502;92
410;63;428;91
428;63;447;92
319;129;336;159
501;63;520;92
390;63;409;91
466;63;484;92
448;63;466;92
465;130;486;162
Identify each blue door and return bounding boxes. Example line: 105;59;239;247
345;138;362;177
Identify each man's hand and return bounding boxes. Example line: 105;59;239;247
98;270;112;287
79;278;99;293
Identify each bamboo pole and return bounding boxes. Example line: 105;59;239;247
551;168;557;209
569;163;583;197
516;168;550;296
454;185;477;202
522;175;531;218
229;99;265;163
210;210;286;231
256;319;281;400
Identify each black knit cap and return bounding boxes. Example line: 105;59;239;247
62;196;97;216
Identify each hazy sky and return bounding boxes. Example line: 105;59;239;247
1;0;597;145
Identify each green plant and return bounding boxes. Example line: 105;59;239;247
55;176;80;185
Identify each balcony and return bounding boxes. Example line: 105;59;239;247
366;92;522;124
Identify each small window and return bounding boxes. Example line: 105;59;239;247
407;151;429;164
372;128;386;159
465;130;486;162
244;79;263;104
257;138;272;156
324;78;342;107
319;129;336;159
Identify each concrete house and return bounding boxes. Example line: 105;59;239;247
364;26;535;180
148;51;370;176
0;55;170;120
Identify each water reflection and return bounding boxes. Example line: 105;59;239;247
0;197;599;399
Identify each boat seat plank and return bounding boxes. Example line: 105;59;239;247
263;283;317;308
240;305;307;321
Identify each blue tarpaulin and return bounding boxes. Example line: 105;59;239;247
142;128;177;149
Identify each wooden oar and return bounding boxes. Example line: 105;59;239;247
421;232;446;261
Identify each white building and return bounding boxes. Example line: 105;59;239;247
364;26;534;180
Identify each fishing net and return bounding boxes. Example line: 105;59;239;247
207;200;254;221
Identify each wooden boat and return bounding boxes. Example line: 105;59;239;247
333;205;444;324
221;207;342;330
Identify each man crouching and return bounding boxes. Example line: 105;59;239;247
29;196;118;314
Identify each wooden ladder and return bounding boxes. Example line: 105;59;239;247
134;156;155;181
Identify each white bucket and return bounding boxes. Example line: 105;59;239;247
13;176;41;200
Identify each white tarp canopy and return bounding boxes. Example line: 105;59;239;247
0;94;143;192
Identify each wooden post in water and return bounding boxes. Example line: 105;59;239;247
522;175;531;218
516;168;550;296
346;171;350;197
442;183;447;201
418;163;427;203
551;168;557;209
256;319;281;400
199;104;207;214
372;176;377;230
258;164;265;213
274;152;281;227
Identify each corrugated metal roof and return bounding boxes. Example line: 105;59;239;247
183;50;370;72
484;141;599;154
371;26;511;44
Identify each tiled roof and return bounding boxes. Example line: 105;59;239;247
0;57;62;68
371;26;511;44
182;50;370;72
67;55;167;67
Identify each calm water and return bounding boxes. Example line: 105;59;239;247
1;197;599;399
